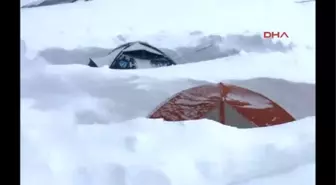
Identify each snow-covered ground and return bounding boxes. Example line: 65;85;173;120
20;0;315;184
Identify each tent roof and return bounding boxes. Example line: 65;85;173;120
122;42;163;56
148;83;295;128
89;41;172;68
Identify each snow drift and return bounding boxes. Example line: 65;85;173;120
21;46;315;185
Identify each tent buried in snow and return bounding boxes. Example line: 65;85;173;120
148;83;295;128
88;41;177;69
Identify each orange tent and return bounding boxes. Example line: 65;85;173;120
148;83;295;128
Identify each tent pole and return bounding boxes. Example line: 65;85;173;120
219;83;225;124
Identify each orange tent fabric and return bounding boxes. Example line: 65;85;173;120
149;83;295;128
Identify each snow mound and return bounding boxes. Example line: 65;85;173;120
21;48;315;185
21;99;315;185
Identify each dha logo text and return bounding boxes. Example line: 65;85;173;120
263;32;289;39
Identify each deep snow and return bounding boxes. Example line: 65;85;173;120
20;0;315;184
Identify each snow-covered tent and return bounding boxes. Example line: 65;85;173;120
88;41;177;69
149;83;295;128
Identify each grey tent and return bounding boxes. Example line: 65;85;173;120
88;41;176;70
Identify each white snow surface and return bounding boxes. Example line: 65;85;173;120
21;0;315;185
21;0;315;54
226;92;273;109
